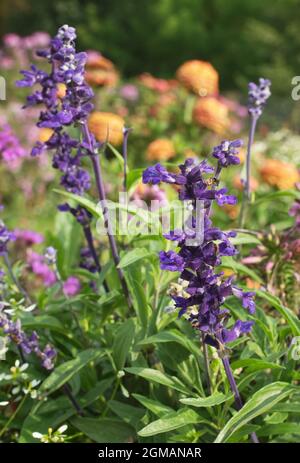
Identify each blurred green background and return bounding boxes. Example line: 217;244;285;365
1;0;300;96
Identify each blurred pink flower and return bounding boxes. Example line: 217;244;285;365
26;250;56;287
14;229;44;246
0;124;26;170
3;33;21;48
120;84;139;102
63;276;81;297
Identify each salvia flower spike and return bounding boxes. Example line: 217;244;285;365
244;78;271;203
143;142;259;443
16;25;120;295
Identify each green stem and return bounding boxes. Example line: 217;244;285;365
0;395;27;438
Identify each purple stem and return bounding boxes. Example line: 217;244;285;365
122;127;131;191
83;224;109;293
201;334;212;395
82;123;131;307
207;164;222;217
245;115;258;200
222;356;259;443
239;115;258;227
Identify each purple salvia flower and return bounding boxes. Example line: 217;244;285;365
16;25;93;199
0;308;56;370
0;218;15;256
144;146;255;349
143;164;176;185
212;139;243;168
248;78;271;119
240;78;271;209
80;247;98;274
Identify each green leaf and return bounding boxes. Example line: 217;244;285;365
215;382;296;443
255;190;300;205
124;273;150;330
40;349;104;395
227;424;260;443
125;367;190;394
127;168;144;190
21;315;65;334
221;256;263;283
231;358;285;372
138;329;200;357
180;392;231;407
138;408;200;437
272;403;300;413
230;232;261;246
20;379;112;443
113;319;135;370
132;393;174;417
71;417;135;443
108;400;145;427
257;423;300;436
107;143;128;170
53;189;102;218
118;248;154;269
256;290;300;336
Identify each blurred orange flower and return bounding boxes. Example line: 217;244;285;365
222;204;239;220
233;175;258;192
88;112;124;145
259;159;299;189
193;97;230;134
38;128;54;143
246;278;261;290
146;139;176;161
85;51;119;87
176;60;219;96
237;148;246;164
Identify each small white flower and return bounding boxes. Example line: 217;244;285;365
12;386;20;395
0;401;9;406
23;304;36;312
32;432;43;439
57;425;68;434
20;363;29;372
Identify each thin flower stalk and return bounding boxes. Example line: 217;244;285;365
240;78;271;226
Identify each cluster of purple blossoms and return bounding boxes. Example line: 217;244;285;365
0;124;26;170
143;143;255;350
212;139;243;168
80;247;98;274
248;78;271;119
0;210;15;256
16;24;95;199
58;203;92;226
0;307;56;370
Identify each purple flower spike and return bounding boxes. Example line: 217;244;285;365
144;140;256;349
248;78;271;119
